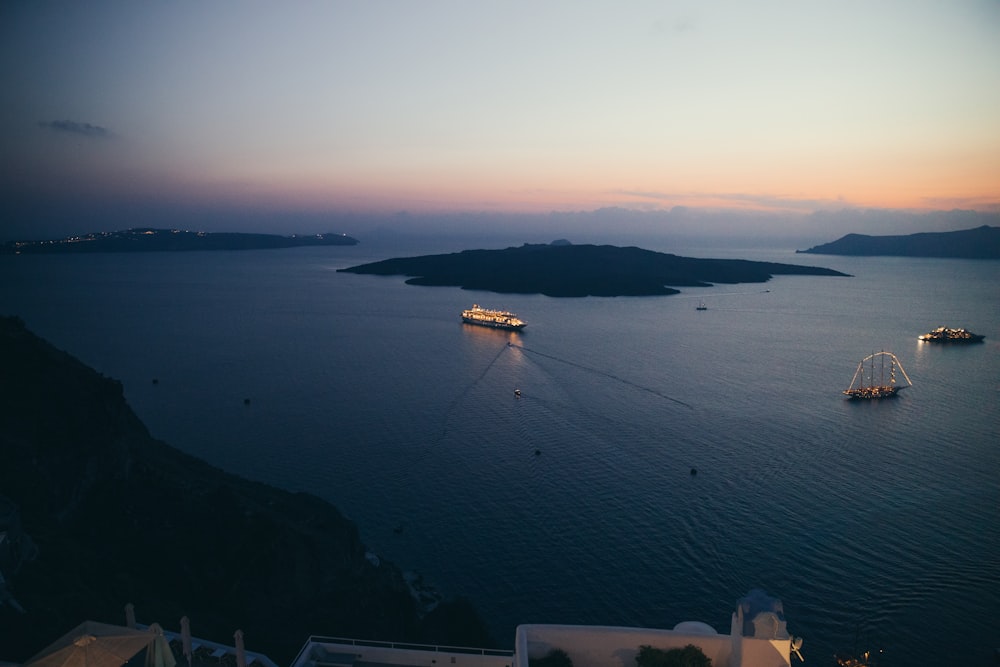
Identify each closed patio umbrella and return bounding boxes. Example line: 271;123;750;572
124;605;136;629
233;631;246;667
179;617;192;667
144;624;176;667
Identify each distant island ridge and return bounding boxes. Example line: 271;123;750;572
797;225;1000;259
3;228;359;254
339;242;849;297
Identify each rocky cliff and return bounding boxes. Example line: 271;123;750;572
0;316;491;663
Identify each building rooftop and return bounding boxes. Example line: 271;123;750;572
287;589;801;667
13;590;801;667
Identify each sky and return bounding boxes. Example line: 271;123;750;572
2;1;999;243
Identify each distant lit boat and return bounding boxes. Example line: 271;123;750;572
696;300;707;310
835;656;873;667
917;326;984;343
461;304;526;330
843;351;912;400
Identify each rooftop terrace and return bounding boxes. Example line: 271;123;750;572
287;589;800;667
12;590;799;667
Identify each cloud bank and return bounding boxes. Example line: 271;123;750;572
38;120;112;138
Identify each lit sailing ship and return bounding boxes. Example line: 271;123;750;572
843;351;912;400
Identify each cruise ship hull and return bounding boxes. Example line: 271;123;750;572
462;316;525;330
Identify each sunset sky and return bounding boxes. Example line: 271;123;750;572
2;1;999;242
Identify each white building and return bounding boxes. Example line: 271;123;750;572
288;589;803;667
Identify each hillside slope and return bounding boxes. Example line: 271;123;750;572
0;316;490;662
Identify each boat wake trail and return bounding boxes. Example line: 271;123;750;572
508;343;694;410
423;343;511;455
474;344;510;386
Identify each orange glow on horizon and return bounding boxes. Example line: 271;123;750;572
80;147;999;218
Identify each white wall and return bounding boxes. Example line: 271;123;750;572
515;625;732;667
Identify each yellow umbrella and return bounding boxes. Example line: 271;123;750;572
25;621;155;667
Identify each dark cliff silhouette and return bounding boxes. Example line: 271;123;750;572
339;243;849;297
0;316;490;663
797;225;1000;259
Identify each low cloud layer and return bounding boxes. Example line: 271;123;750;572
614;189;854;214
38;120;111;138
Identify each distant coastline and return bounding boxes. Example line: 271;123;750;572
3;228;359;254
339;242;850;297
797;225;1000;259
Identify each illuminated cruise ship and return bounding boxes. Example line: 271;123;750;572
917;326;984;343
461;305;526;330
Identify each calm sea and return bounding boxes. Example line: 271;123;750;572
2;239;998;666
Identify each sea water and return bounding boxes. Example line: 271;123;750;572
2;240;998;666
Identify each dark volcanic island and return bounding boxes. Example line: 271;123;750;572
339;243;849;297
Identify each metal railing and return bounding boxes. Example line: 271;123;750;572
289;636;513;667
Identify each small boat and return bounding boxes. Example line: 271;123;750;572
696;300;707;310
514;388;521;398
843;351;912;400
918;326;984;343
